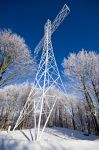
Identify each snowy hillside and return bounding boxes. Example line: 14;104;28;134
0;127;99;150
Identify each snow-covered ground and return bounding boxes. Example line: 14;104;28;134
0;127;99;150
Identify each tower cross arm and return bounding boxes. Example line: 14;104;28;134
34;4;70;56
51;4;70;34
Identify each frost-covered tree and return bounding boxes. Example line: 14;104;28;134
0;82;98;134
62;49;99;135
0;82;32;129
0;29;36;87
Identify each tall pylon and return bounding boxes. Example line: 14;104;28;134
33;19;67;140
13;4;70;141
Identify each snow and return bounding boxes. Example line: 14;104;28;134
0;127;99;150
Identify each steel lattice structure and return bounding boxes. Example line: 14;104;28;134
13;4;70;141
34;4;70;57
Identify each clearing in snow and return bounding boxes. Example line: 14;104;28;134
0;127;99;150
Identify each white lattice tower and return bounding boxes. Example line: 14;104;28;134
13;19;67;141
34;19;67;140
13;4;70;141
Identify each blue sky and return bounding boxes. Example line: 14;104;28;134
0;0;99;72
